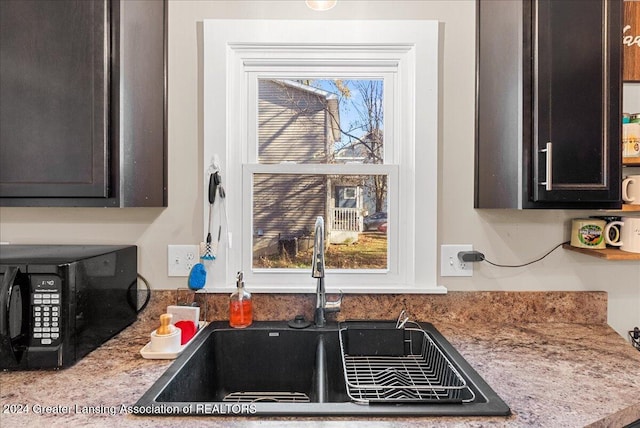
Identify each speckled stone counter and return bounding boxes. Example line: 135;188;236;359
1;291;639;428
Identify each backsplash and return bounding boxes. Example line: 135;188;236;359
139;290;607;326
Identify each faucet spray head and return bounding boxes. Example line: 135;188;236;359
311;216;325;279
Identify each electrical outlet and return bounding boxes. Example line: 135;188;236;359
167;245;199;277
440;244;473;277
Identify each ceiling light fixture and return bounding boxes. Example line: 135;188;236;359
305;0;337;11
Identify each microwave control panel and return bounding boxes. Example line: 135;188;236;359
30;275;62;347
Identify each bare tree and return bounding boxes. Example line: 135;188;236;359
332;80;386;213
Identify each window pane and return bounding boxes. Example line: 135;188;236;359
252;173;388;270
258;79;384;165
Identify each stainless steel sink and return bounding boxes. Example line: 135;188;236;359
134;321;510;416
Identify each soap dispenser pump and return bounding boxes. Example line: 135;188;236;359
229;271;252;328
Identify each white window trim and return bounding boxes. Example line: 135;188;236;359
203;20;444;294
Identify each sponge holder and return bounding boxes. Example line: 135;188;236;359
175;287;207;323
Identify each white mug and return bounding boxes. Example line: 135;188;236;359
622;175;640;205
570;218;606;249
604;217;640;253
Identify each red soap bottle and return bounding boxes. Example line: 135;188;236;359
229;271;252;328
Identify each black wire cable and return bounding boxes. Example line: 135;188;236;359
482;241;570;268
127;273;151;313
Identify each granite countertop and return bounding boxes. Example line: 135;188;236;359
1;291;639;428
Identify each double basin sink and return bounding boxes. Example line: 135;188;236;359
135;320;510;417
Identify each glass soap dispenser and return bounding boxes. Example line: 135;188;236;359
229;271;252;328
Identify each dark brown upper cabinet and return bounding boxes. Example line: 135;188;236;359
0;0;167;207
475;0;622;209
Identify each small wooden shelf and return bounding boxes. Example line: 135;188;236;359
562;244;640;260
622;204;640;212
623;157;640;166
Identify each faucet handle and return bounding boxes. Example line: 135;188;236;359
324;290;343;312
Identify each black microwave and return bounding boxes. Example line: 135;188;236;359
0;245;138;370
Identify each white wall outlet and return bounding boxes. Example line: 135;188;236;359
168;245;199;277
440;244;473;277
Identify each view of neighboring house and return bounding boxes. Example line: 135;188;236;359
253;79;366;258
334;128;387;217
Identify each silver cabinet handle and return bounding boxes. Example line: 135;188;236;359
539;142;552;191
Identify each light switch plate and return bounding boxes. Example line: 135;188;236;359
440;244;473;277
168;245;199;277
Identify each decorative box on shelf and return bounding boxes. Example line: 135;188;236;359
624;0;640;82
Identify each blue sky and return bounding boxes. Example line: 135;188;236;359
309;79;383;145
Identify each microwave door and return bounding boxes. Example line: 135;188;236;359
0;266;30;365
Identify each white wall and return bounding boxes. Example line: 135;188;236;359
624;83;640;113
0;1;638;338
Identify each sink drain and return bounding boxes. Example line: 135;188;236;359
223;392;310;403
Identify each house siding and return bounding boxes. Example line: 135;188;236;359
258;79;329;164
253;80;331;259
253;173;326;257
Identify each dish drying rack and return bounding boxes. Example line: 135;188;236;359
339;314;475;405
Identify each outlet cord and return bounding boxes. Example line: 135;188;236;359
458;241;569;267
127;273;151;313
481;241;569;268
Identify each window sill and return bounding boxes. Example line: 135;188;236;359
196;284;448;294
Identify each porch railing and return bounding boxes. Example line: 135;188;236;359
330;208;362;232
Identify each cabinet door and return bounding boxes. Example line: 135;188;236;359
533;0;621;204
0;0;108;198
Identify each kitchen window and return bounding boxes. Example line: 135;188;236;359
250;77;391;274
203;19;442;293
